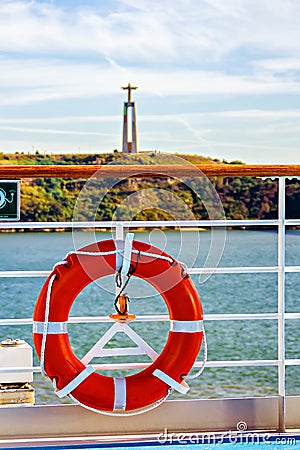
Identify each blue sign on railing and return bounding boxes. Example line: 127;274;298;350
0;180;20;221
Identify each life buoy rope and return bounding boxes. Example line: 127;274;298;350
33;239;204;415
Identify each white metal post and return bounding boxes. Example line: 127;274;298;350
115;222;125;241
277;176;286;432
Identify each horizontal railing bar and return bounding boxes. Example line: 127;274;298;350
205;360;279;368
0;221;112;229
0;268;278;277
0;318;33;325
189;266;279;274
96;359;298;368
0;164;300;179
3;358;300;374
192;266;300;274
0;361;281;374
0;316;171;326
2;265;300;278
73;312;300;321
205;313;279;320
3;312;300;327
285;312;300;319
286;219;300;226
1;164;300;179
285;359;300;366
0;313;289;327
0;219;280;229
285;266;300;273
0;271;50;278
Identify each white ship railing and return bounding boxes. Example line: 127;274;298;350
0;167;299;432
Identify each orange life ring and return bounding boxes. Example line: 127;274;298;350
33;239;203;414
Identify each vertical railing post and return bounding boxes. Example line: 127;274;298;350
277;176;286;432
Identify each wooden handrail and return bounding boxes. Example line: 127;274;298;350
0;164;299;179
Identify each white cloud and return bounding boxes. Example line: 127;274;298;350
0;0;175;62
0;0;300;164
0;115;120;124
254;58;300;72
1;55;299;107
0;0;300;64
0;125;115;136
0;0;299;106
206;109;300;119
1;108;300;133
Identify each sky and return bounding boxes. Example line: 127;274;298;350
0;0;300;164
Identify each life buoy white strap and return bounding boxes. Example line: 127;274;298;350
115;233;134;275
113;377;126;411
153;369;189;394
115;240;124;272
55;365;95;398
121;233;134;275
170;320;203;333
33;321;68;334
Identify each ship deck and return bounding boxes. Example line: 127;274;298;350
0;164;300;446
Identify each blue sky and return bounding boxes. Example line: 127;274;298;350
0;0;300;163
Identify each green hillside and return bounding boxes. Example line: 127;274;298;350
0;151;299;225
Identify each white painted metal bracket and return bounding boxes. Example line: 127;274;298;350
81;322;158;365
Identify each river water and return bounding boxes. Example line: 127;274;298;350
0;229;299;404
